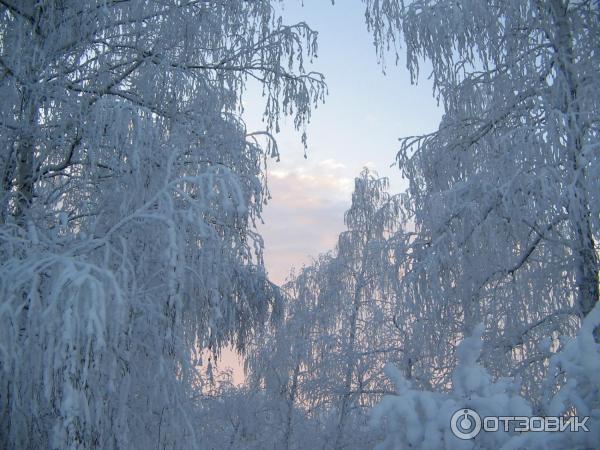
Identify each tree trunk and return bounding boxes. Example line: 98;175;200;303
15;89;36;225
333;275;363;450
549;0;599;336
284;363;300;450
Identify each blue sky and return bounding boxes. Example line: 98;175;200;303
243;0;442;285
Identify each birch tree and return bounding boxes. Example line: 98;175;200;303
0;1;324;448
363;0;600;401
247;169;405;449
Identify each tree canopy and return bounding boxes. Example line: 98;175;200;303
1;1;598;449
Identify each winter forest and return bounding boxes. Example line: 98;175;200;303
1;1;599;449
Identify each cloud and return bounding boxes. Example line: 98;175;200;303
257;155;399;285
258;157;353;284
318;158;347;170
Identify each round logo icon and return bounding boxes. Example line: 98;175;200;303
450;408;482;440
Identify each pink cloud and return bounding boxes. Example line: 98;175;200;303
258;158;352;285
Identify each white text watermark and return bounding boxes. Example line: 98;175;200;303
450;408;590;440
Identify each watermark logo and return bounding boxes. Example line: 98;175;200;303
451;409;482;440
450;408;590;440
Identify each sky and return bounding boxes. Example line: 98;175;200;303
218;1;442;383
243;0;442;285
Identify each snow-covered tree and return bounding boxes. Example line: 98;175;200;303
371;324;532;450
363;0;600;400
245;264;326;450
247;169;406;449
0;1;324;448
372;301;600;449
